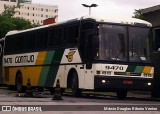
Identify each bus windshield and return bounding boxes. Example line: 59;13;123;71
97;24;151;63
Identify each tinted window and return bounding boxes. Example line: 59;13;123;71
25;32;35;51
5;36;15;54
36;30;48;49
15;34;24;52
98;24;127;61
129;27;150;62
82;22;94;30
48;29;55;47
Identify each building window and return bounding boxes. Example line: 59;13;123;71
28;7;29;10
27;13;29;16
46;9;48;12
33;14;34;16
46;15;48;18
41;8;43;11
11;0;16;2
41;14;43;17
33;7;34;10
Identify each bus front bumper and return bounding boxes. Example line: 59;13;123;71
94;75;153;91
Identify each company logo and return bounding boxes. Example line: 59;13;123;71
2;106;11;111
127;72;130;76
66;51;76;62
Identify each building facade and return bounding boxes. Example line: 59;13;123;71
141;5;160;27
0;0;58;25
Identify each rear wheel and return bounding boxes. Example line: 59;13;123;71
38;87;44;92
7;85;16;91
49;87;55;95
71;72;81;97
116;89;128;100
16;73;26;93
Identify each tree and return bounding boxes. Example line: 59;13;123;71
132;9;145;20
2;0;23;17
1;5;17;17
0;15;34;38
0;2;38;38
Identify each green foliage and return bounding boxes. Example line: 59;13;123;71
0;3;39;38
1;5;17;18
132;9;145;20
0;15;33;38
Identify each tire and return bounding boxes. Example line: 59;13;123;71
71;72;81;97
38;87;44;92
16;73;26;93
49;87;55;95
116;89;128;100
61;88;65;95
7;85;16;91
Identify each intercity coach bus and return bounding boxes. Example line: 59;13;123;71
0;15;154;99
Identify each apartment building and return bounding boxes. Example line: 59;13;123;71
0;0;58;25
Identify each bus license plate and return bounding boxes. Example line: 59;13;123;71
123;80;133;85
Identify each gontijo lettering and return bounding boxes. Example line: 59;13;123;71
3;52;38;66
15;55;34;63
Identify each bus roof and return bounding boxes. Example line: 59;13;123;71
80;15;152;26
5;15;151;36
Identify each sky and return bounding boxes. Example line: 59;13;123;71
32;0;160;22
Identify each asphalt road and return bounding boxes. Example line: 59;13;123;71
0;88;160;114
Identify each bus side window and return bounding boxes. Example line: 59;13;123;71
48;29;55;47
36;30;48;49
54;28;62;46
25;32;35;51
5;36;15;54
15;34;24;52
66;24;79;46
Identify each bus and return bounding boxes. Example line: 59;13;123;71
1;15;154;99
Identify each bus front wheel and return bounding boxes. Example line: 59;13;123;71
71;72;81;97
116;89;128;100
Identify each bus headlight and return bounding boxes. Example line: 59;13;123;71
147;82;151;86
102;80;106;83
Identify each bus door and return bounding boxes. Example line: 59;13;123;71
0;39;4;84
84;30;94;89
